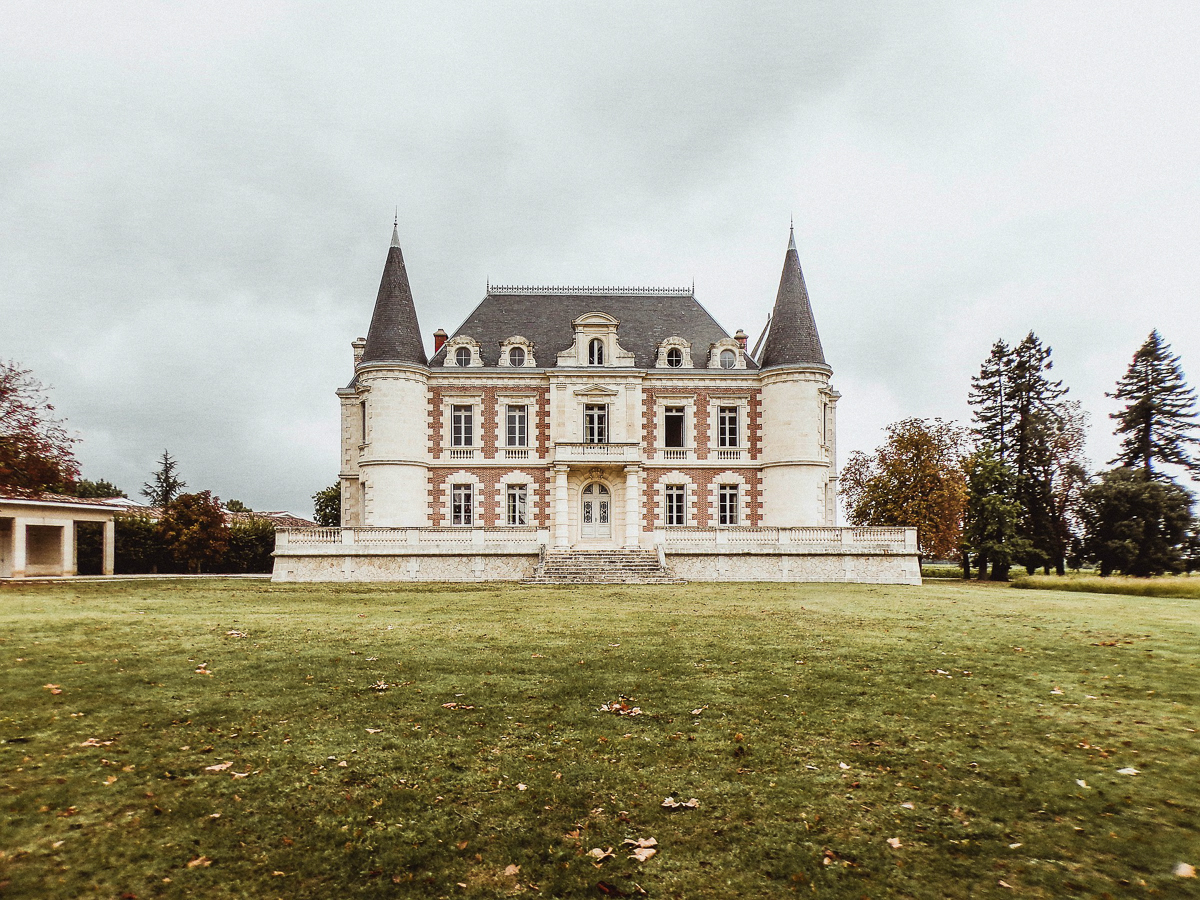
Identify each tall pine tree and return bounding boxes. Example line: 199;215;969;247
968;333;1078;573
141;450;187;507
1108;330;1200;478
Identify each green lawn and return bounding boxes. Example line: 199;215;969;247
1;579;1197;899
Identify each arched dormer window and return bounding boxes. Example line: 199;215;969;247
588;338;605;366
666;347;683;368
720;349;737;369
455;346;472;367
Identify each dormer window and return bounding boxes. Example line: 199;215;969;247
588;339;605;366
666;347;683;368
455;347;471;367
509;346;525;367
720;349;737;369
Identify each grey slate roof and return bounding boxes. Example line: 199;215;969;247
360;226;428;366
430;290;755;369
758;232;827;369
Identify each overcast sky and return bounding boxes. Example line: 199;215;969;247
3;2;1199;515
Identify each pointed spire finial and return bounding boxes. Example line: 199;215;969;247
788;218;796;252
390;209;400;249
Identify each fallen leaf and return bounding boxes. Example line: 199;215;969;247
503;864;520;877
1076;779;1089;789
104;775;118;785
839;762;850;770
366;728;382;734
588;847;615;864
531;653;545;658
661;797;700;809
516;783;527;791
1175;863;1196;878
456;840;469;850
596;881;627;897
900;802;915;810
1117;767;1140;776
80;738;114;747
186;856;212;868
337;761;348;768
44;684;63;695
209;813;221;819
371;681;390;691
887;837;902;849
623;838;658;849
225;631;247;637
630;847;657;862
52;840;65;848
231;771;251;778
1050;688;1064;695
204;762;233;773
1009;843;1022;849
998;880;1013;889
272;871;286;877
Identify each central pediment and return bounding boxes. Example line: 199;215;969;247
573;385;620;398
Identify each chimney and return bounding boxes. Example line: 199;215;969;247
734;329;748;350
352;337;367;366
433;329;448;353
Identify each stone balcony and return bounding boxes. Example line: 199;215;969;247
552;441;642;464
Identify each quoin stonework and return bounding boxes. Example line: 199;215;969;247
272;225;920;584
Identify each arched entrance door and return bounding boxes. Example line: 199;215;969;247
580;482;611;541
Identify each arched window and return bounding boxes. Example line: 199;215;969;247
720;349;737;369
588;338;605;366
455;347;471;367
666;347;683;368
508;346;525;367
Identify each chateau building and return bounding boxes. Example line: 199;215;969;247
272;225;919;583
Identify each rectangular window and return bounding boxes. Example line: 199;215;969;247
506;484;528;526
665;484;685;526
506;405;528;447
584;404;608;444
718;484;739;526
664;407;685;448
452;484;473;526
451;405;473;447
718;406;739;448
359;400;367;443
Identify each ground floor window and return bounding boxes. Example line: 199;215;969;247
452;484;474;526
506;484;528;526
665;484;685;526
718;484;739;526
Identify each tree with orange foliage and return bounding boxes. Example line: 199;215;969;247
840;418;969;561
0;360;79;493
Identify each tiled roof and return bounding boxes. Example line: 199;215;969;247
360;226;428;366
758;232;827;369
429;290;754;369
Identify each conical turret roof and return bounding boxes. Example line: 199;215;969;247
758;226;826;369
360;224;428;366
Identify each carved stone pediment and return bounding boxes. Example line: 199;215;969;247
573;385;620;398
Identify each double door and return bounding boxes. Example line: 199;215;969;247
580;482;611;540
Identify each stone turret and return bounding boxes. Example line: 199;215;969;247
758;226;839;526
341;224;431;527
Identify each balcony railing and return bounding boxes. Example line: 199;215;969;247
553;441;642;463
504;448;531;460
715;449;743;461
447;448;475;460
655;526;916;553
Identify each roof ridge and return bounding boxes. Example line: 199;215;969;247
488;284;692;296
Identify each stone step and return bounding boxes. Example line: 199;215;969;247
525;549;683;584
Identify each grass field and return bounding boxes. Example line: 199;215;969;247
1;579;1197;899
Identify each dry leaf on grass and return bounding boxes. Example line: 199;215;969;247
80;738;114;747
998;880;1013;889
370;681;390;692
517;783;527;791
1076;779;1089;788
204;762;233;773
588;847;615;865
366;728;382;734
503;864;520;877
661;797;699;809
442;702;476;710
187;856;212;868
1117;767;1141;776
1175;863;1196;878
599;699;642;716
624;837;658;860
886;837;902;849
838;762;850;770
900;802;915;810
44;684;63;695
104;775;117;785
225;630;247;637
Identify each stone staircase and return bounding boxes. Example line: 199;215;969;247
525;548;685;585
